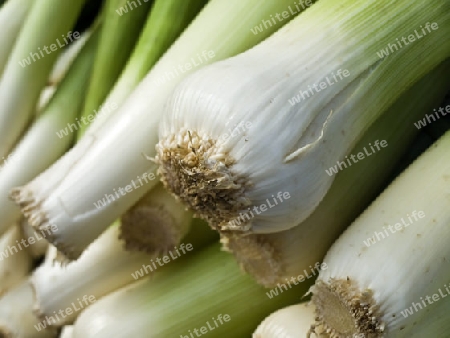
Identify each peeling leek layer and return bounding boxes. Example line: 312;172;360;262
157;0;450;235
71;243;311;337
13;0;307;259
223;60;450;287
311;130;450;337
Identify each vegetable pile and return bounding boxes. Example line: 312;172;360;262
0;0;449;337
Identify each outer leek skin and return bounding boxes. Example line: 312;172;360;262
0;0;87;159
0;0;34;76
77;0;152;137
0;29;99;237
311;131;450;337
71;243;310;337
157;0;450;236
14;0;308;259
225;60;450;287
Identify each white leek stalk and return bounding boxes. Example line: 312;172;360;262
0;29;98;237
0;0;87;159
0;0;34;76
224;60;450;287
310;130;450;337
0;279;58;338
31;225;151;326
253;302;324;338
0;225;33;297
157;0;450;235
120;183;192;254
31;219;216;327
70;243;309;337
14;0;307;259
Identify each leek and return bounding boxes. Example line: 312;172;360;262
156;0;450;235
70;243;309;337
224;60;450;287
31;219;216;327
0;0;87;159
311;131;450;337
14;0;307;259
0;28;98;238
